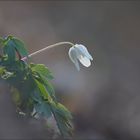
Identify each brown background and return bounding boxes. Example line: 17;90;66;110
0;1;140;140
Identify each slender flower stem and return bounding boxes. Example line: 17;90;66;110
22;42;74;60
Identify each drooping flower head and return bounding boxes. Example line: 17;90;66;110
68;44;93;71
21;42;93;71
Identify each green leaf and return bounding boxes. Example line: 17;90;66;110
56;103;72;120
12;38;28;57
3;43;16;62
31;63;54;80
31;89;42;103
54;113;73;137
34;79;51;100
34;101;52;118
35;73;56;101
31;63;55;100
50;102;73;137
3;36;28;62
3;35;12;46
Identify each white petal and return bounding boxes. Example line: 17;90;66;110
79;56;91;67
68;47;80;71
74;59;80;71
75;44;93;60
68;47;76;64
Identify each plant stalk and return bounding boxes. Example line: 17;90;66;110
22;42;74;61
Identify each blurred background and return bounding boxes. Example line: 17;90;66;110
0;1;140;140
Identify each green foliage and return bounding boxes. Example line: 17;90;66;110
0;35;73;137
2;36;28;63
30;64;56;101
30;63;54;80
34;101;52;118
51;102;73;136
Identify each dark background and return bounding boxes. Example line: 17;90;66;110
0;1;140;140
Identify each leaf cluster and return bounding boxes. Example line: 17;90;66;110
0;36;73;137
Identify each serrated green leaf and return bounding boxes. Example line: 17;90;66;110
31;63;53;80
34;79;51;100
32;64;56;100
54;113;73;137
12;38;28;57
50;102;73;137
3;36;28;62
56;103;72;120
36;74;56;101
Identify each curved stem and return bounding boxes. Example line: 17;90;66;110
22;42;74;60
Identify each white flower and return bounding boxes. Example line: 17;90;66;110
68;44;93;71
